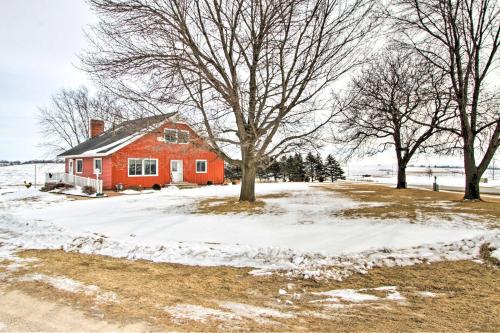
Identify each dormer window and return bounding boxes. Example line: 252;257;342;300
164;129;177;143
164;129;189;144
178;130;189;144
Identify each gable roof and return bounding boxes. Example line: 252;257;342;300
58;113;177;157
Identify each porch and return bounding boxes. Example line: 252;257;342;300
45;172;103;194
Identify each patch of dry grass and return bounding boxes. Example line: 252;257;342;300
4;250;499;332
196;193;288;215
321;182;500;225
480;243;500;266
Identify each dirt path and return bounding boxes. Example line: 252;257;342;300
0;289;149;332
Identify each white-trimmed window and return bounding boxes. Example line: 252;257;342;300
196;160;207;173
128;158;158;177
76;159;83;174
178;130;189;144
164;129;177;143
93;158;102;174
144;159;157;175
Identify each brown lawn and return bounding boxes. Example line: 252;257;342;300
320;182;500;226
1;250;498;332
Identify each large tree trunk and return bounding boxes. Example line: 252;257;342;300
463;148;481;200
396;163;407;189
239;146;257;202
239;161;257;202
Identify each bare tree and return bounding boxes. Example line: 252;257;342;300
391;0;500;199
336;48;452;188
83;0;377;202
38;87;124;155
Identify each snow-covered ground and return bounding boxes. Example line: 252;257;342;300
1;165;498;279
347;165;500;188
0;163;64;187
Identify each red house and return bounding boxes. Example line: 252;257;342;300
58;114;225;190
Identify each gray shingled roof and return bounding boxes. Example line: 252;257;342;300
58;113;176;157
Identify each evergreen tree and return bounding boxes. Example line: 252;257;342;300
315;153;326;182
325;154;339;182
256;164;268;181
305;152;317;182
289;153;306;182
279;156;289;182
333;159;345;180
224;163;242;180
267;158;281;181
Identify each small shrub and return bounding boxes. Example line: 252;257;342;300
152;184;162;191
318;176;325;182
304;176;310;182
82;186;96;195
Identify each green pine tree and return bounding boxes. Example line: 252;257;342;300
289;153;306;181
305;152;316;182
279;155;289;181
315;153;325;182
333;159;345;180
267;158;281;181
324;154;338;182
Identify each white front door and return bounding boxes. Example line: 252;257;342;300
170;160;183;183
68;160;74;174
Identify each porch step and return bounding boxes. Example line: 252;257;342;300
165;182;200;189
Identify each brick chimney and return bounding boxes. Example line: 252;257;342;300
90;119;105;138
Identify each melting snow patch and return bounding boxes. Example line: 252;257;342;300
313;289;379;302
219;301;295;324
163;304;240;322
416;291;438;298
491;249;500;261
16;273;118;304
311;286;406;304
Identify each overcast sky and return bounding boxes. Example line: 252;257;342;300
0;0;93;161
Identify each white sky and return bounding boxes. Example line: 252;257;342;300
0;0;93;161
0;0;489;168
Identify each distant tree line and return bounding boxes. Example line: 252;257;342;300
0;159;62;166
225;153;345;183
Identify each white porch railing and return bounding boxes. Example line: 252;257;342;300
45;172;103;193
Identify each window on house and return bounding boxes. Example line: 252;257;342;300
171;160;178;172
94;158;102;174
76;159;83;173
128;158;158;176
178;130;189;144
128;159;142;176
164;129;177;143
196;160;207;173
144;159;157;175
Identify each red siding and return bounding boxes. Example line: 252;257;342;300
110;123;224;189
64;156;113;189
65;122;225;190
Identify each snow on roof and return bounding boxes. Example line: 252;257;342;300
58;113;177;158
